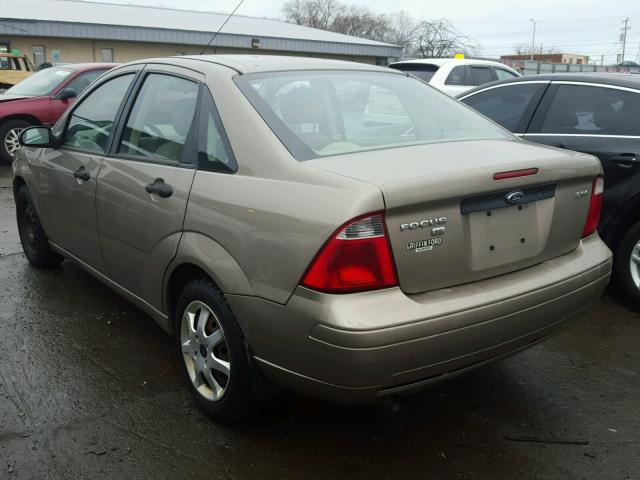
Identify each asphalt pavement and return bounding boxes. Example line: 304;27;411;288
0;165;639;480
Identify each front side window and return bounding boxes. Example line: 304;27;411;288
5;67;73;96
63;74;134;153
237;71;511;160
64;69;107;95
540;84;640;135
495;68;519;80
462;83;546;132
118;74;198;164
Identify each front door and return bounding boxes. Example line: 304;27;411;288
524;83;640;230
37;72;137;272
96;68;200;302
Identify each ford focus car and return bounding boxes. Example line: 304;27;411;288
12;56;612;422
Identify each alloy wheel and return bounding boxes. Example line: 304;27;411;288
180;300;231;401
4;127;24;157
629;240;640;289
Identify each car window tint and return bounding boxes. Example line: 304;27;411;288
445;66;467;86
63;74;134;153
495;68;519;80
390;64;439;82
118;74;198;164
198;88;236;172
469;67;494;86
462;83;546;131
541;85;640;135
239;71;510;160
65;70;105;95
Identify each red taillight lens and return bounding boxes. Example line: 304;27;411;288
582;175;604;238
301;212;398;293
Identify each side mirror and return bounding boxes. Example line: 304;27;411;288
19;126;54;148
55;88;77;100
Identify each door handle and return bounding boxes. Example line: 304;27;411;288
145;178;173;198
72;166;90;182
611;153;639;167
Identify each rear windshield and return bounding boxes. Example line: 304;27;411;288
389;63;439;82
236;71;510;161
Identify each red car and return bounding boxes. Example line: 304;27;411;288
0;63;116;163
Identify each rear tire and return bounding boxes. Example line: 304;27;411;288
615;221;640;307
16;186;63;268
0;119;32;164
175;279;258;423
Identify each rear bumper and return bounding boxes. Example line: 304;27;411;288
227;234;612;404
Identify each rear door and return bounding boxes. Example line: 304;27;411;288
524;82;640;229
460;82;549;133
96;66;200;302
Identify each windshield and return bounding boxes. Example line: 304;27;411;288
6;67;73;96
236;71;511;160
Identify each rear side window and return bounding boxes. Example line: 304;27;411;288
390;63;439;82
118;73;198;164
469;67;494;86
462;83;547;132
198;88;237;173
445;66;468;86
540;84;640;135
63;74;134;153
236;71;510;160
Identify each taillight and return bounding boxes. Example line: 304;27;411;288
301;212;398;293
582;175;604;238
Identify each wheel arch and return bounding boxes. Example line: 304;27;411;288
163;232;255;330
1;114;41;128
602;192;640;251
12;175;26;201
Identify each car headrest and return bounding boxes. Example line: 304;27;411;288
170;96;197;137
279;86;325;126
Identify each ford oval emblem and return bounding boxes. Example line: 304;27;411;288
505;190;525;204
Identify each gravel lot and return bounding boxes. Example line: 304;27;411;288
1;165;639;479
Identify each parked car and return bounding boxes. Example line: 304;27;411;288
0;63;116;163
458;73;640;304
0;53;36;92
389;57;521;96
13;56;611;422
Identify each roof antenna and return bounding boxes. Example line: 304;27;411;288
200;0;246;55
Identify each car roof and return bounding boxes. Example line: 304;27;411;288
126;54;401;75
459;72;640;97
390;58;512;68
56;63;118;72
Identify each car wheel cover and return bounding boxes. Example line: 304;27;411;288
19;200;38;254
180;300;231;402
4;127;24;156
630;241;640;290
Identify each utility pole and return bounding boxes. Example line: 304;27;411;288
620;17;630;62
530;18;536;60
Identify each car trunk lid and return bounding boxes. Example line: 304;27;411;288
306;139;601;294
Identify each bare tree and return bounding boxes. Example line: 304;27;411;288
282;0;344;30
332;5;389;41
413;19;477;58
384;11;418;52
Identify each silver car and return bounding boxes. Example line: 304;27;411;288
12;56;612;422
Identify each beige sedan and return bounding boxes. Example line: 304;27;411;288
12;55;611;422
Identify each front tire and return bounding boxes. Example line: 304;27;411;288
175;279;257;423
16;186;63;268
0;119;32;164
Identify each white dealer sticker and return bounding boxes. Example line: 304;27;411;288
406;237;442;253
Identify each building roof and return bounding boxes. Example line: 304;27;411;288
0;0;401;58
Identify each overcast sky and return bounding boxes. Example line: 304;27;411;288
106;0;639;63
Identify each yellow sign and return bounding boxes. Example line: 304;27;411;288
454;53;465;59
